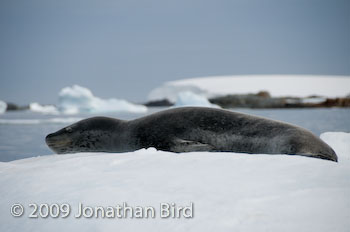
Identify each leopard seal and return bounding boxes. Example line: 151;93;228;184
45;107;338;162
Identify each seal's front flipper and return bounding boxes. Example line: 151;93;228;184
170;138;215;152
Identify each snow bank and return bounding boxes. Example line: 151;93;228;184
0;132;349;232
149;75;350;101
0;100;7;114
174;91;220;108
58;85;147;114
29;102;59;115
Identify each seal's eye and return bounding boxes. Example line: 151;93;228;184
65;127;73;133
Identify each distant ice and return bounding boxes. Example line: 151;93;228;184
301;97;326;104
149;84;208;102
58;85;147;114
149;75;350;101
0;132;349;232
0;100;7;114
0;117;82;125
29;102;59;115
174;91;220;108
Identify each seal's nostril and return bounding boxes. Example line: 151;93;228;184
46;133;52;140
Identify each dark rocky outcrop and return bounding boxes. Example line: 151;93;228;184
143;93;350;109
5;102;29;111
144;99;174;107
209;92;286;108
319;98;350;107
209;92;350;109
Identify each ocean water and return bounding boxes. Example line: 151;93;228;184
0;107;349;162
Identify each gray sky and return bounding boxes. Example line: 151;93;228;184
1;0;349;105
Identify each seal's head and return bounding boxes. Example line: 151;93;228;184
45;117;123;154
281;129;338;162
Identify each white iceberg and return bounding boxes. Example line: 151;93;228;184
174;91;220;108
149;84;208;102
149;75;350;101
0;100;7;114
29;102;59;115
301;97;327;104
0;132;349;231
58;85;147;114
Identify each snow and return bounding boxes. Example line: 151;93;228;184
0;100;7;114
149;75;350;101
174;91;220;108
29;102;59;115
58;85;147;114
0;132;349;231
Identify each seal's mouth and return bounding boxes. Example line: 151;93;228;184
45;133;72;154
297;151;338;162
319;151;338;162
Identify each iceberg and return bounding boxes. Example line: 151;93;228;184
58;85;147;114
301;97;327;104
0;117;82;125
0;100;7;114
29;102;59;115
149;75;350;101
149;84;208;102
174;91;220;108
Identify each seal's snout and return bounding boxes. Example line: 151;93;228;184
45;133;54;142
319;153;338;162
323;150;338;162
45;131;72;154
311;147;338;162
45;133;59;146
317;143;338;162
332;155;338;162
45;133;53;145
